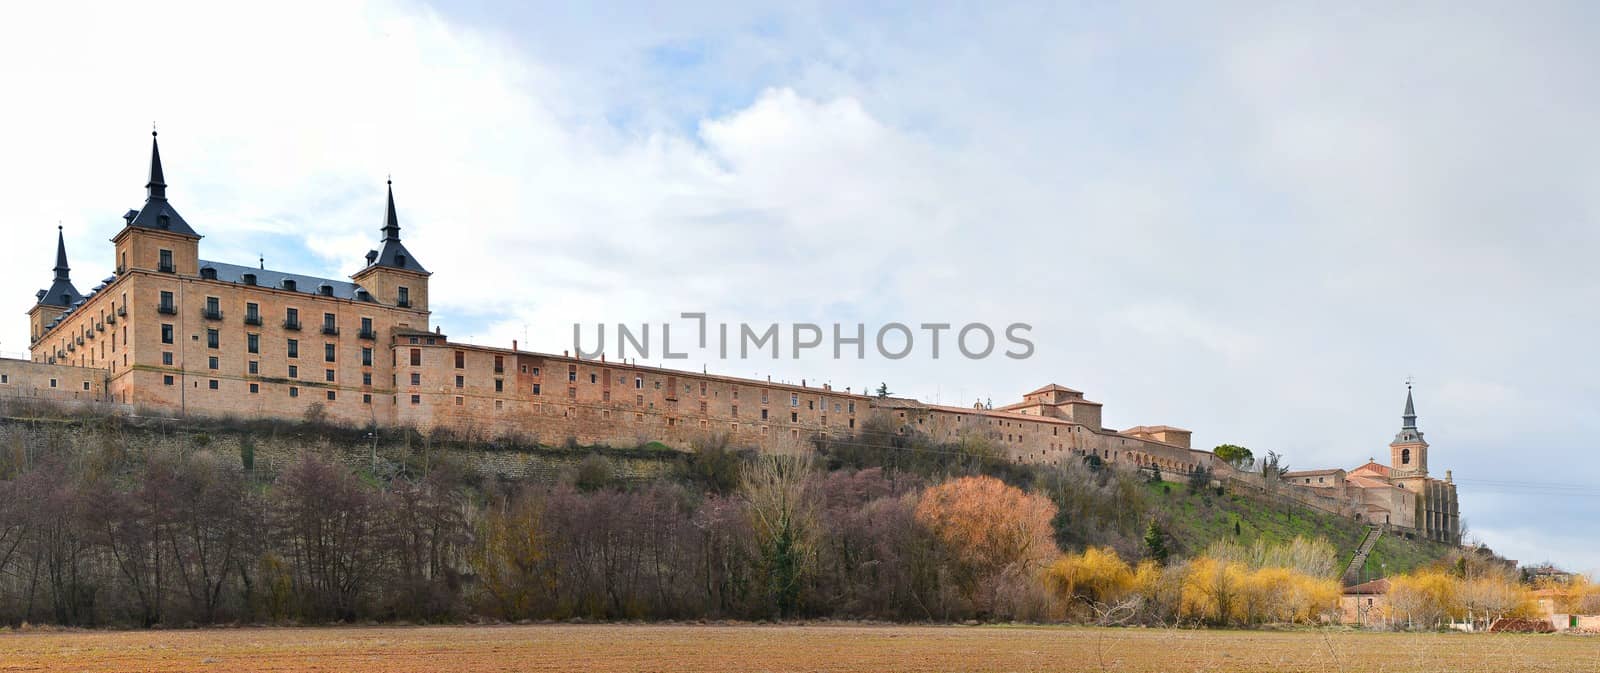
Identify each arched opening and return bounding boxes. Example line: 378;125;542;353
1401;448;1411;465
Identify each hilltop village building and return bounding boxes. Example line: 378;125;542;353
8;133;1458;544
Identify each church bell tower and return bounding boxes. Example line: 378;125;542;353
1389;384;1428;477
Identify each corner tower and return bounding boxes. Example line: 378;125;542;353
1389;384;1428;477
111;130;202;276
351;180;430;315
28;226;83;346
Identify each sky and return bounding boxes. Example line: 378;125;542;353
2;1;1598;571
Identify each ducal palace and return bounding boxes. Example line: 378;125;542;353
6;132;1459;544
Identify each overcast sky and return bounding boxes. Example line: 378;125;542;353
3;1;1598;571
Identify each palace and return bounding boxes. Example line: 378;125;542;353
5;132;1458;544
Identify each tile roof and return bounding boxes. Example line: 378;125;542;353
1026;383;1083;396
1343;578;1391;595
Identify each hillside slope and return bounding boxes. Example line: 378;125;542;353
1146;480;1456;578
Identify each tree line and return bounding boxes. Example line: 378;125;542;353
0;416;1478;628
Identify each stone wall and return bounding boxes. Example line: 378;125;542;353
0;415;680;484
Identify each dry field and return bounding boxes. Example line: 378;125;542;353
1;623;1596;672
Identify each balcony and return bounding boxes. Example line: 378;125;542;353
283;319;302;331
157;304;178;315
158;263;176;274
322;325;340;336
244;314;262;326
397;300;411;308
202;308;224;321
358;328;377;340
116;306;127;317
105;314;116;325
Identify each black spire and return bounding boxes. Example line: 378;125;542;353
53;225;70;281
36;225;82;308
382;178;400;242
363;178;427;274
1401;384;1417;430
146;129;166;201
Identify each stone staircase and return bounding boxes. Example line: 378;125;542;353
1343;525;1383;584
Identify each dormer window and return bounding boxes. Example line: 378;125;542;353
242;273;256;286
395;253;406;267
281;279;297;292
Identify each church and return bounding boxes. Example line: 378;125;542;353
1284;386;1461;543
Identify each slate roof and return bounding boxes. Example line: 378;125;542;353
124;132;201;238
36;227;82;308
199;260;371;302
361;181;428;274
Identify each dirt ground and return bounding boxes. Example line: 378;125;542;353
1;623;1596;672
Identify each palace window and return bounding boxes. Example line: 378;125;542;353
289;386;299;398
532;383;542;395
208;356;218;370
325;369;335;382
411;394;420;405
363;372;372;386
324;343;335;362
326;390;336;401
249;360;258;374
410;348;421;366
247;333;259;354
161;323;174;344
288;365;298;379
495;379;504;393
163;351;173;365
397;286;410;307
361;347;372;366
410;373;421;385
249;383;259;394
208;380;218;390
159;249;174;273
455;350;465;368
455;375;464;389
287;339;299;358
206;329;219;349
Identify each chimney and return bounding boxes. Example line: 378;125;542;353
512;339;518;351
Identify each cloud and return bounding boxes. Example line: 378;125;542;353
2;0;1597;570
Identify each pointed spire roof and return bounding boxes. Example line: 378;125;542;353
362;179;428;274
146;129;166;200
1393;383;1426;445
125;129;200;238
36;225;83;308
1402;385;1417;429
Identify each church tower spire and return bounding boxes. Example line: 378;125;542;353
1390;382;1428;475
1402;384;1418;430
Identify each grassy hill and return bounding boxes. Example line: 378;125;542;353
1145;480;1456;577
